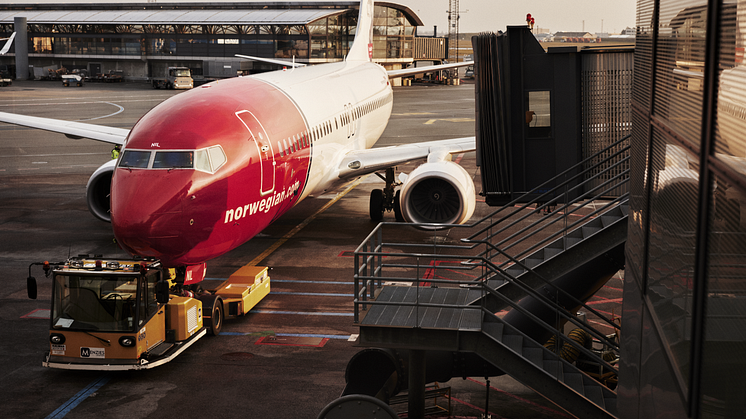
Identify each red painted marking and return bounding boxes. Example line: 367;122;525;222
254;336;329;347
586;297;623;305
21;308;50;319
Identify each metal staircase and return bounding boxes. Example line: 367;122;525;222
350;136;630;418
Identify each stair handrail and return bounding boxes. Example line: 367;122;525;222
475;174;629;265
471;244;621;347
466;135;631;240
353;246;620;352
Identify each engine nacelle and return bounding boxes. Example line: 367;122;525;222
86;159;116;222
399;160;476;227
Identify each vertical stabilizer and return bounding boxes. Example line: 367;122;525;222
346;0;375;62
0;32;15;55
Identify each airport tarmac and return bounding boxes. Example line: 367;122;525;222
0;80;622;418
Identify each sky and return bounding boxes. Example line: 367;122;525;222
398;0;637;35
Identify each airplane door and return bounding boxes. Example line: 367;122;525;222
236;110;275;196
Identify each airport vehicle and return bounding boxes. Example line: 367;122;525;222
100;69;124;82
152;66;193;89
27;256;270;370
61;74;83;87
0;0;475;281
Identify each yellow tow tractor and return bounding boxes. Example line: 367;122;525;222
26;256;270;370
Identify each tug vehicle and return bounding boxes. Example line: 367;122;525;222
27;256;270;370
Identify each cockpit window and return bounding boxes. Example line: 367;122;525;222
118;150;151;168
117;146;226;174
153;151;194;169
207;146;227;172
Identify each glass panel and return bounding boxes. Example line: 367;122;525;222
208;146;227;172
646;128;700;388
153;151;194;169
52;274;139;332
194;149;210;172
526;91;552;138
698;3;746;414
118;150;151;168
699;167;746;416
654;0;707;146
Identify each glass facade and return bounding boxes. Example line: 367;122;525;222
621;0;746;417
0;5;417;63
372;5;415;60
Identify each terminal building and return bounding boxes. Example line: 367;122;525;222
0;1;446;82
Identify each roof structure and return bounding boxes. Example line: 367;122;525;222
0;8;350;25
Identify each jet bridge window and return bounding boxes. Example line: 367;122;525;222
525;90;552;138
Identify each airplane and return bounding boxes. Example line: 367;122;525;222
0;0;476;284
0;32;15;55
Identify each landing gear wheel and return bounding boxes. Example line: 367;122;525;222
200;296;224;336
393;190;404;222
370;189;384;221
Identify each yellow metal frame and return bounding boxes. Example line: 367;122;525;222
210;266;271;316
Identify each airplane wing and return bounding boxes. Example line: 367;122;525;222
0;32;15;55
386;61;474;80
0;111;129;145
235;54;306;68
337;136;475;179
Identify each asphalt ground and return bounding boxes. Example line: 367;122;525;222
0;79;623;419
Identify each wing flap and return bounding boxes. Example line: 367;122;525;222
0;111;129;144
387;61;474;80
337;136;475;179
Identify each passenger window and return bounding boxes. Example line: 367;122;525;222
118;150;151;168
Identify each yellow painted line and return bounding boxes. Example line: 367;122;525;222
423;118;474;125
247;176;366;266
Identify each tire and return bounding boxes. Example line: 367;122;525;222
201;295;224;336
370;189;384;221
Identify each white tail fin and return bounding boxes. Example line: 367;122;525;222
346;0;375;62
0;32;16;55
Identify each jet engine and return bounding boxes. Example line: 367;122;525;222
399;160;475;226
86;159;117;222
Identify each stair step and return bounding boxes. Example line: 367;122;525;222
582;378;606;408
505;266;525;278
561;372;585;395
502;333;523;353
605;397;618;417
525;257;543;268
543;359;562;379
581;225;601;238
543;246;563;260
565;236;583;248
482;321;504;341
522;347;543;370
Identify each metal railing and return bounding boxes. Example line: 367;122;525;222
352;134;631;384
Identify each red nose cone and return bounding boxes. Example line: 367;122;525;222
111;170;192;266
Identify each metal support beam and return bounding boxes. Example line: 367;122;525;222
14;17;27;80
408;349;426;419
